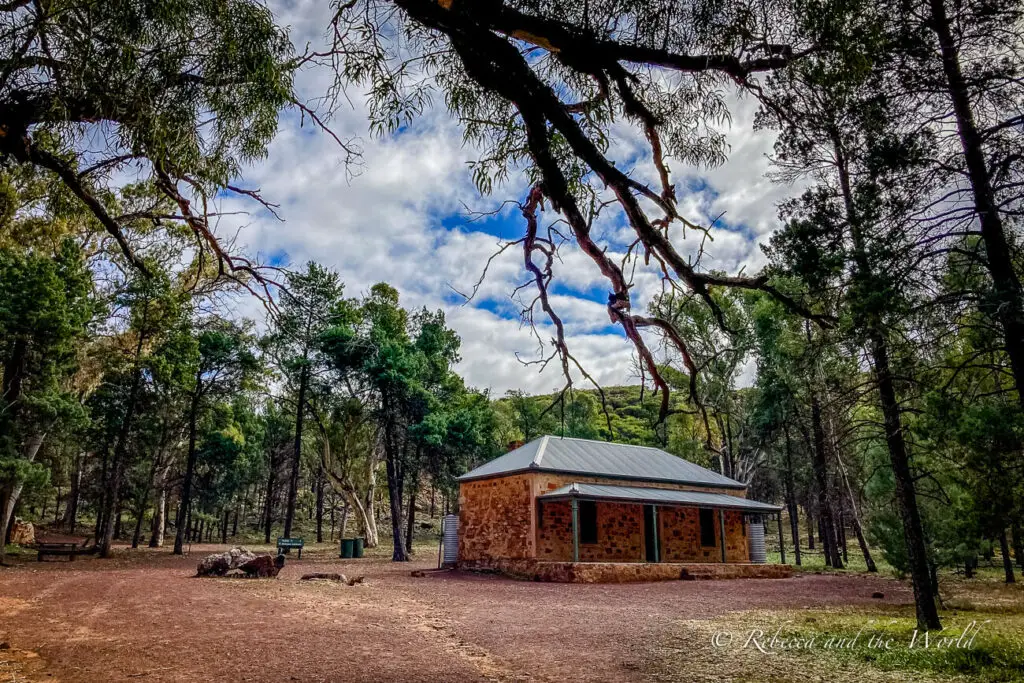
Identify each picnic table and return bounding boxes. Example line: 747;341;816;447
36;538;97;562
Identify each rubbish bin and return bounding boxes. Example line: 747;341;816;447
353;537;364;558
340;538;354;558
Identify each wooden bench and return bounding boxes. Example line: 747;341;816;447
276;537;304;558
36;539;97;562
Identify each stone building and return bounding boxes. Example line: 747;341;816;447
456;436;789;582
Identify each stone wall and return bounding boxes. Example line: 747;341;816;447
536;500;645;562
458;474;535;561
458;558;792;583
459;471;755;564
658;508;749;563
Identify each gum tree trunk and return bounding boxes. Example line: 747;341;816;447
283;363;309;539
783;424;801;565
831;130;940;630
928;0;1024;408
1000;530;1016;584
809;390;843;568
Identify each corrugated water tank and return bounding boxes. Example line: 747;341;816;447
748;519;767;564
442;514;459;566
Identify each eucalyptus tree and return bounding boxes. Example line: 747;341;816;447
172;321;259;554
98;268;187;557
321;0;821;415
128;323;195;549
345;283;418;561
0;0;301;283
0;239;92;564
893;0;1024;407
759;19;944;623
262;263;352;539
650;285;755;479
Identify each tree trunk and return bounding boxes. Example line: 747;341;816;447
839;510;849;564
131;500;146;549
221;508;229;544
315;465;325;544
405;473;419;555
284;365;309;539
818;513;832;567
52;485;61;525
114;502;123;541
362;450;380;547
263;452;277;544
0;431;46;564
999;529;1016;584
1012;522;1024;572
831;130;940;630
783;424;801;565
806;504;815;550
340;502;349;541
871;334;941;629
101;335;147;559
809;391;843;568
834;444;877;572
928;0;1024;408
132;451;161;549
64;452;84;533
149;484;167;547
173;384;202;555
382;405;408;561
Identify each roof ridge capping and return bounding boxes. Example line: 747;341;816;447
457;435;746;489
546;435;657;450
529;435;549;468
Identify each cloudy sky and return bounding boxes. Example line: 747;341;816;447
219;0;802;396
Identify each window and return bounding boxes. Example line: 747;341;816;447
699;508;716;547
579;500;598;544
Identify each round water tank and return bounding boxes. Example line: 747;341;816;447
748;521;767;564
442;514;459;566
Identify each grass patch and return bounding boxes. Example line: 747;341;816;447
771;608;1024;681
651;579;1024;682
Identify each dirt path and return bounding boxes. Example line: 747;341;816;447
0;545;912;682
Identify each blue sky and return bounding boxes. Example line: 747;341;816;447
215;0;801;396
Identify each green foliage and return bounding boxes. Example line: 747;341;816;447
0;238;93;461
2;0;295;185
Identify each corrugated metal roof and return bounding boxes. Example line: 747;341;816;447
458;436;745;489
539;482;782;512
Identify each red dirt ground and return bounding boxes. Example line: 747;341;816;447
0;544;912;682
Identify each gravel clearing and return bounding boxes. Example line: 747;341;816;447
0;544;912;682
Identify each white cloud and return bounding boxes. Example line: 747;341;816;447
216;5;802;394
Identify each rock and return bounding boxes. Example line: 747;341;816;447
9;518;35;545
196;547;257;577
239;553;285;578
871;591;885;599
0;642;10;650
301;573;346;582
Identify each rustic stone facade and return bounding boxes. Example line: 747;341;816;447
657;507;749;563
459;471;753;567
458;474;535;561
536;500;645;562
460;558;792;582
